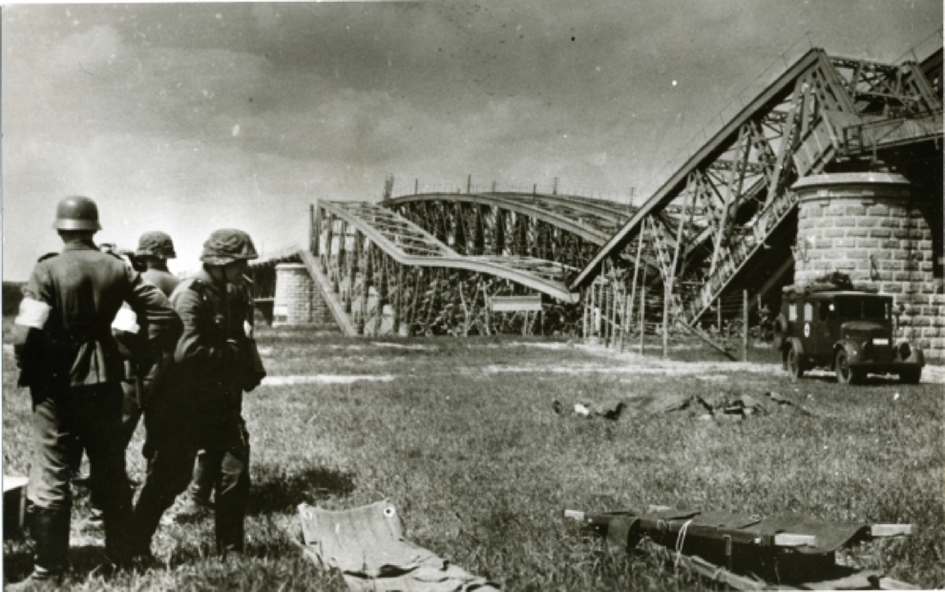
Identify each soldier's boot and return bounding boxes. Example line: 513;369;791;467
170;453;214;524
215;511;244;558
214;481;247;557
129;485;176;560
8;507;70;590
102;498;134;569
129;494;155;555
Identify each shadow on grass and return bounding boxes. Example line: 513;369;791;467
3;546;33;584
250;465;356;516
3;543;119;586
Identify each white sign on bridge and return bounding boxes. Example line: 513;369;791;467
489;295;543;312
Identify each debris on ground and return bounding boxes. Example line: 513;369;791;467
552;389;813;422
565;505;916;590
646;389;813;420
296;500;499;592
552;399;625;420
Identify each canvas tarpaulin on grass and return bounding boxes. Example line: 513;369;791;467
574;507;917;589
598;508;869;555
298;500;499;592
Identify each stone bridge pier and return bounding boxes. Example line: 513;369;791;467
793;172;943;363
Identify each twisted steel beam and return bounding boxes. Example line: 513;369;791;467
318;200;579;303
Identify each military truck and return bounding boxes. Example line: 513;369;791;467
773;286;924;384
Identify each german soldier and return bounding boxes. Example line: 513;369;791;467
81;232;184;532
132;228;264;557
10;196;181;588
135;231;181;298
121;232;182;444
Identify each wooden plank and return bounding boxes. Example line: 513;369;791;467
563;509;586;522
800;573;875;590
877;577;920;590
773;533;818;547
489;295;542;312
870;524;913;537
684;552;777;591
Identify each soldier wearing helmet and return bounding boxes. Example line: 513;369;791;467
126;231;182;440
135;231;181;297
80;231;184;533
9;196;181;588
132;228;264;558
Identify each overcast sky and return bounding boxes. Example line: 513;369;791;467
2;1;941;281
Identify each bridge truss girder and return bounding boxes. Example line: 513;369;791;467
573;47;942;330
387;192;642;271
312;200;581;336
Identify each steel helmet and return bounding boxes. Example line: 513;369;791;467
53;196;101;231
136;231;177;259
200;228;259;265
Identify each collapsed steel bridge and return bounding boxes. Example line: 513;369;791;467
261;38;942;339
572;43;943;328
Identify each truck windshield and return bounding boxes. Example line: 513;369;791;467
833;297;889;320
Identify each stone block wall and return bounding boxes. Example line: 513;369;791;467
793;172;944;364
273;263;313;325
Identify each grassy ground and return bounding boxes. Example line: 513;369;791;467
3;322;943;590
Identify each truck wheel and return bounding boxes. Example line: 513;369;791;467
835;350;860;385
772;314;788;350
787;346;805;379
899;368;921;384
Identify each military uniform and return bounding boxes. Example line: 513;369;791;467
133;229;263;556
81;236;184;530
120;266;181;443
126;232;181;443
182;282;253;519
13;209;181;582
141;267;181;300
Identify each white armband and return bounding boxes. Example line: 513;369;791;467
112;307;140;333
14;297;51;330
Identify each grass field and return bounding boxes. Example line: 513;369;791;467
3;321;943;590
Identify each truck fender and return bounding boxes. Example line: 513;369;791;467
834;340;862;364
896;341;925;364
786;337;804;356
781;337;804;370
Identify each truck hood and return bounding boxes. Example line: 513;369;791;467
840;320;889;341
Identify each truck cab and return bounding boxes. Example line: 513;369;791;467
773;289;924;384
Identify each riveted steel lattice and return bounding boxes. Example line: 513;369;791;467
574;44;942;335
310;200;582;336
